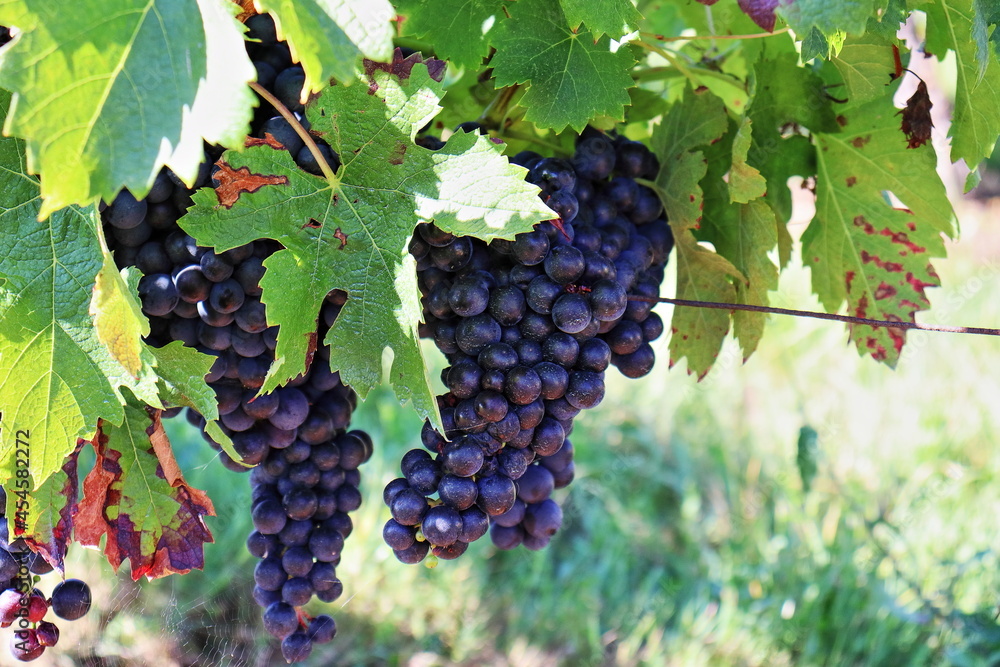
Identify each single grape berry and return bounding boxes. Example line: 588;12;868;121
50;579;92;621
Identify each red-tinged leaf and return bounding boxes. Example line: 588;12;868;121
803;95;952;366
364;48;447;92
739;0;780;31
899;80;934;148
76;398;215;580
13;442;83;572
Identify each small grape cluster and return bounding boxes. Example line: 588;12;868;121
0;490;92;662
382;130;670;561
101;13;370;661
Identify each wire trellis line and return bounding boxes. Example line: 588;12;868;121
626;295;1000;337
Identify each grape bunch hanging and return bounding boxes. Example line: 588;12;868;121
33;9;670;664
384;129;670;562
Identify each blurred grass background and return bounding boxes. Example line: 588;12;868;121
12;187;1000;666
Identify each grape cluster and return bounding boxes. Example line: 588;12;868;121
382;131;670;561
100;13;367;662
0;489;92;661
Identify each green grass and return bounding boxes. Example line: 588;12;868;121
38;219;1000;667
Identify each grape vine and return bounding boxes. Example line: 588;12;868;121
0;0;996;663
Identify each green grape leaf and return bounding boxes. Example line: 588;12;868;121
181;58;553;430
491;0;635;131
800;25;833;61
971;0;1000;80
925;0;1000;168
0;0;256;216
831;35;899;106
650;86;742;378
256;0;395;93
559;0;643;38
11;443;82;571
395;0;500;69
802;95;953;366
669;237;744;377
148;342;237;464
0;99;162;489
75;396;215;580
729;117;767;203
746;44;831;224
778;0;881;47
701;125;779;359
91;257;149;379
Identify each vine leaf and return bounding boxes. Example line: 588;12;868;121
491;0;635;132
255;0;395;94
91;259;149;379
777;0;880;56
394;0;500;69
650;86;742;378
559;0;643;38
802;95;953;366
149;342;237;464
925;0;1000;169
701;124;779;360
75;396;215;580
13;444;82;572
831;35;900;107
180;61;553;431
0;88;162;491
0;0;256;217
746;44;833;226
729;118;767;204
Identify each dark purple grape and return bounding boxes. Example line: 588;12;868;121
307;614;337;644
512;230;549;265
209;278;245;314
613;342;656;378
524;498;563;537
383;519;416;550
263;601;300;639
437;474;479;510
488;285;527;325
551;293;592;334
476;474;516;516
490;523;524;550
493;498;526;527
106;189;147;229
252;498;287;535
50;579;91;621
421;505;462;546
393;539;430;564
605;320;643;355
566;370;605;409
138;273;179;316
516;465;555;504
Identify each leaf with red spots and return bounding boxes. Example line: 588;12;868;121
75;394;215;580
802;95;955;366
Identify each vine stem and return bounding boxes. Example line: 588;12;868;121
248;81;338;184
628;295;1000;337
630;40;741;89
640;28;790;42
